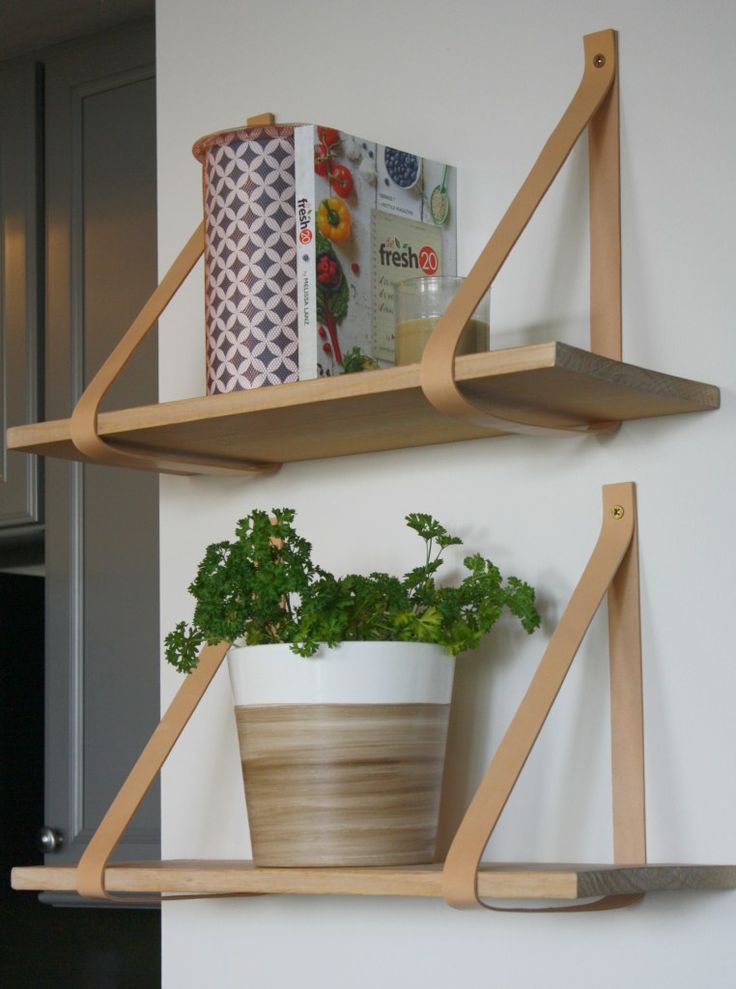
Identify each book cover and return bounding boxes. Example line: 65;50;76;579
295;125;457;378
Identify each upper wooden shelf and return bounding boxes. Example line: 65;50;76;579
7;343;720;473
12;860;736;901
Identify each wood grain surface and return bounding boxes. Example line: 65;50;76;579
12;862;736;900
235;703;451;866
7;343;719;470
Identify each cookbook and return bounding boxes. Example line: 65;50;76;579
294;125;457;377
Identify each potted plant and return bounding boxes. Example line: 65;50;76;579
165;509;540;867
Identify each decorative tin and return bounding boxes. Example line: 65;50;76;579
194;124;299;393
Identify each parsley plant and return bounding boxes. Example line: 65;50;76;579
165;509;540;673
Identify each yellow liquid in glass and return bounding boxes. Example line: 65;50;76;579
394;317;489;366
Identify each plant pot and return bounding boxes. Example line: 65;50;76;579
227;641;455;867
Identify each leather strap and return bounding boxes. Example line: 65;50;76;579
441;482;646;911
588;44;621;361
69;122;283;478
609;505;646;863
420;29;620;438
75;516;285;903
243;112;275;126
75;641;242;903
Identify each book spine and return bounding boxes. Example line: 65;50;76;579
294;125;318;380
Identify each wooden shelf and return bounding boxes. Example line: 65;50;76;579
12;861;736;900
7;343;719;472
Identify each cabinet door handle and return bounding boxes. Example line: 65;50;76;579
36;827;64;854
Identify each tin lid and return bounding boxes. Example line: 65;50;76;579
192;112;297;162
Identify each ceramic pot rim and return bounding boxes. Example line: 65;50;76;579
227;640;455;706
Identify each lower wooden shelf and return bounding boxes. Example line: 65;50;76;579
11;861;736;901
7;343;720;472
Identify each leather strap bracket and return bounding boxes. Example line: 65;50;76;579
75;641;239;903
441;482;646;911
68;224;281;479
420;29;621;438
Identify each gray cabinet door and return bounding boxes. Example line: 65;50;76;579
0;60;43;553
43;21;160;874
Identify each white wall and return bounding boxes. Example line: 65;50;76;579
156;1;736;985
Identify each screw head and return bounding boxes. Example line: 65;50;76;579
593;53;607;68
612;505;625;520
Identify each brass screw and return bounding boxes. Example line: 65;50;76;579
593;53;606;68
612;505;625;520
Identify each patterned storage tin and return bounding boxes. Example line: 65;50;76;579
193;124;299;394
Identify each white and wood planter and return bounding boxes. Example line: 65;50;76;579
228;642;455;867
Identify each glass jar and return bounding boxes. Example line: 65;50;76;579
393;276;490;366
